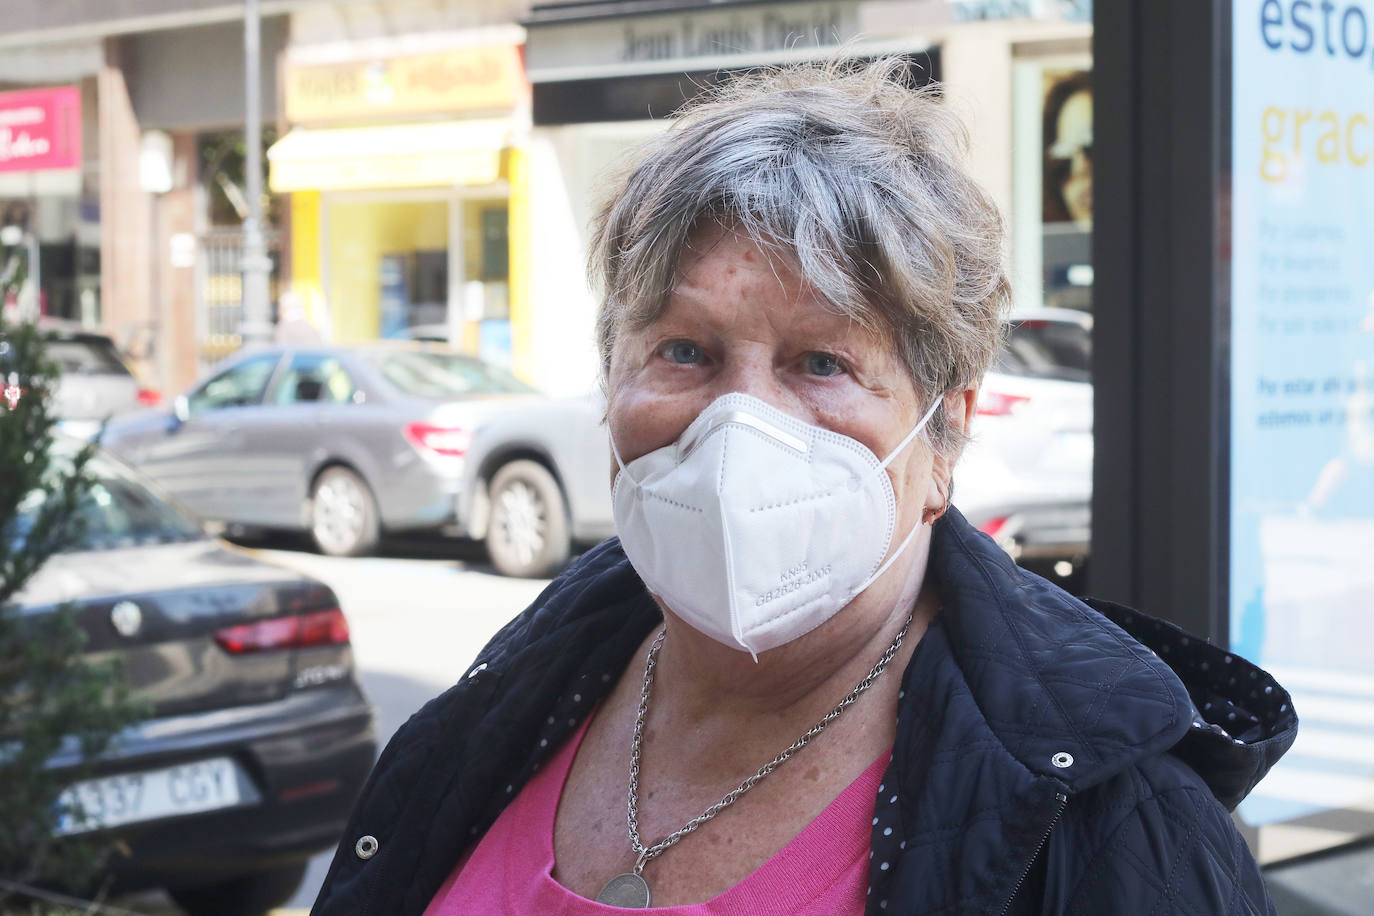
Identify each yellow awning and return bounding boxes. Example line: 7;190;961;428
267;120;509;192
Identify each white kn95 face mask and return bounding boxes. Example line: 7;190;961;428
611;392;941;657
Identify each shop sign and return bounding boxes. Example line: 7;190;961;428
0;86;81;174
285;45;525;123
526;1;862;81
526;0;1091;82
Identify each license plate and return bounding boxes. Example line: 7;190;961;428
55;757;242;836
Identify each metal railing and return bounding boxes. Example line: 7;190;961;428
195;228;280;370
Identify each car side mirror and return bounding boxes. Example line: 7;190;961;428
170;394;190;429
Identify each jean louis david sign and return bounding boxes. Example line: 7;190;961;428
525;2;861;81
1231;0;1374;839
526;1;1094;83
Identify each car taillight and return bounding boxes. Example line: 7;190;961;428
977;391;1031;416
979;516;1010;539
136;388;162;407
404;422;470;457
214;608;350;654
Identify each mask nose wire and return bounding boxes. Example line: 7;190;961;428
614;392;941;484
878;395;943;471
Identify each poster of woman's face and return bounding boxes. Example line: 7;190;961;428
1043;69;1093;229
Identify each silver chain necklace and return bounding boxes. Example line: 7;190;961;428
595;613;914;908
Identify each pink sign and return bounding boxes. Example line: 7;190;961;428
0;86;82;174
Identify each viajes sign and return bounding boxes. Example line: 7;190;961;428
0;86;81;174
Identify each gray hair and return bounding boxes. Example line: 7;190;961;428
589;58;1012;460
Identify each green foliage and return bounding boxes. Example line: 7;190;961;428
0;247;147;905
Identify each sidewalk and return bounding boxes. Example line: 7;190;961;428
1265;842;1374;915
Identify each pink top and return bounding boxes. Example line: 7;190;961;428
423;716;887;915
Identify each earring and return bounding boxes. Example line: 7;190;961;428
922;486;951;526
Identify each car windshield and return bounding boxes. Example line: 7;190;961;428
994;318;1092;383
7;451;203;553
365;350;538;399
46;336;133;377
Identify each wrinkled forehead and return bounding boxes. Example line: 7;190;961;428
636;221;884;332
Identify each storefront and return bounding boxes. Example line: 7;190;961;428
520;0;1092;395
270;42;528;370
0;83;98;325
123;16;289;381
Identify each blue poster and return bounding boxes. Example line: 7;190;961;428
379;255;410;339
479;319;513;370
1233;0;1374;839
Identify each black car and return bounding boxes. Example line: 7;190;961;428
9;445;376;914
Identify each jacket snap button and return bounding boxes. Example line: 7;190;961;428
1051;752;1074;769
355;835;379;859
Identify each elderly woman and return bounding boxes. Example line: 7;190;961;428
312;61;1295;915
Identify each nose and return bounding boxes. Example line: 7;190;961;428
712;353;806;418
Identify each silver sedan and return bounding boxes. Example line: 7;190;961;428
102;343;539;556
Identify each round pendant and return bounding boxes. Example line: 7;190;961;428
596;872;652;907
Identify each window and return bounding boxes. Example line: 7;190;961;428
994;317;1093;383
1011;55;1094;315
74;464;205;549
272;353;356;405
46;336;132;377
188;354;280;414
364;350;536;399
6;454;203;553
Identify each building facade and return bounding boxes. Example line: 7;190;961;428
271;0;531;371
520;0;1092;394
0;0;312;392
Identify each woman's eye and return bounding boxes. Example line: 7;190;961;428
804;352;844;377
662;341;702;365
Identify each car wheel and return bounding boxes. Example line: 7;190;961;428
486;459;570;578
168;861;306;916
222;523;266;544
310;466;380;557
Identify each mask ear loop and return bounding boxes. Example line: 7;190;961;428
858;394;945;593
878;395;942;470
609;431;632;482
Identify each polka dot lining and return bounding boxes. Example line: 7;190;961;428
865;756;904;915
1098;606;1295;744
472;661;628;840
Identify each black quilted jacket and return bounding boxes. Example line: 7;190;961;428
312;508;1297;915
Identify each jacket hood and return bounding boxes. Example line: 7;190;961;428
1087;597;1298;810
929;507;1297;811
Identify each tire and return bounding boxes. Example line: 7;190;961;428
168;861;307;916
222;523;266;545
309;465;381;557
486;459;571;578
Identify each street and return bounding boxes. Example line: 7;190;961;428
256;538;553;911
